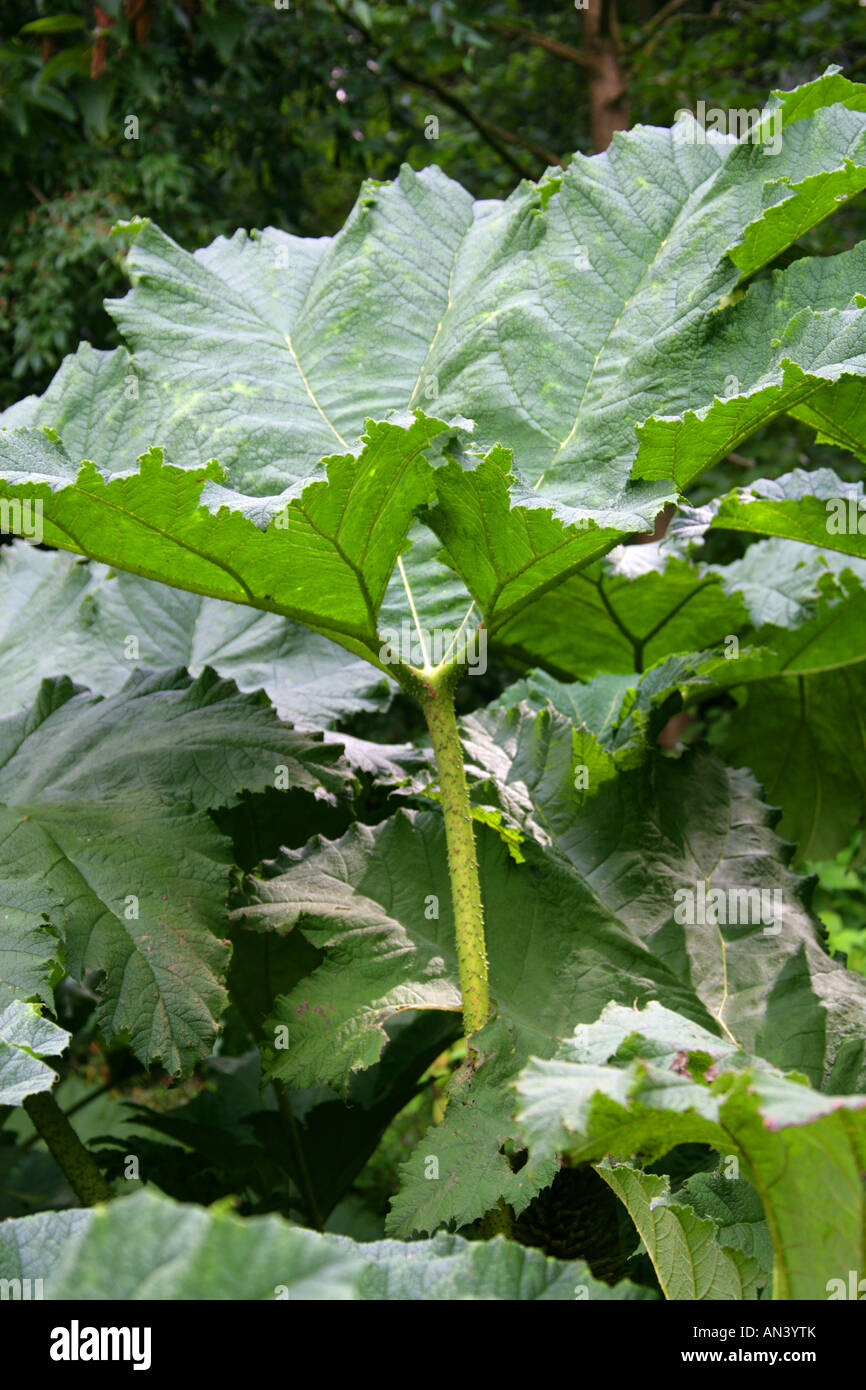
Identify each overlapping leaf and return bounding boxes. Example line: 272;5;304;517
0;1001;69;1107
513;1001;866;1300
236;811;710;1087
492;531;866;681
2;75;866;639
674;1172;773;1281
0;541;397;726
232;805;721;1233
460;710;866;1088
679;466;866;561
345;1230;655;1301
0;1186;653;1301
0;416;451;659
596;1162;764;1300
233;699;866;1229
491;537;866;857
0;668;353;1073
10;1189;361;1300
707;665;866;861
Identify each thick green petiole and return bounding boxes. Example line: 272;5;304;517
23;1090;112;1206
406;660;490;1037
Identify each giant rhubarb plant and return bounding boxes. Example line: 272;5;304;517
2;71;866;1300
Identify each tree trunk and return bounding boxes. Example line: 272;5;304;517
581;0;629;152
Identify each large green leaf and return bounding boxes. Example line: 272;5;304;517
513;1001;866;1300
3;75;866;639
345;1230;655;1301
674;1171;774;1282
16;1190;362;1300
707;665;866;861
491;536;750;681
682;466;866;561
596;1161;764;1300
0;417;451;659
461;710;866;1087
237;811;710;1086
233;807;718;1232
0;541;396;727
0;668;353;1073
490;538;866;857
628;243;866;489
491;531;866;682
687;548;866;690
0;1186;653;1300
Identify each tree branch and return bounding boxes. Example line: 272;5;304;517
480;18;596;70
631;0;690;44
400;66;564;169
333;3;544;177
626;0;691;67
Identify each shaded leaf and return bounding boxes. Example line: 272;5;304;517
0;541;396;727
462;709;866;1087
234;808;716;1232
596;1161;763;1300
514;1000;866;1300
0;668;352;1072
